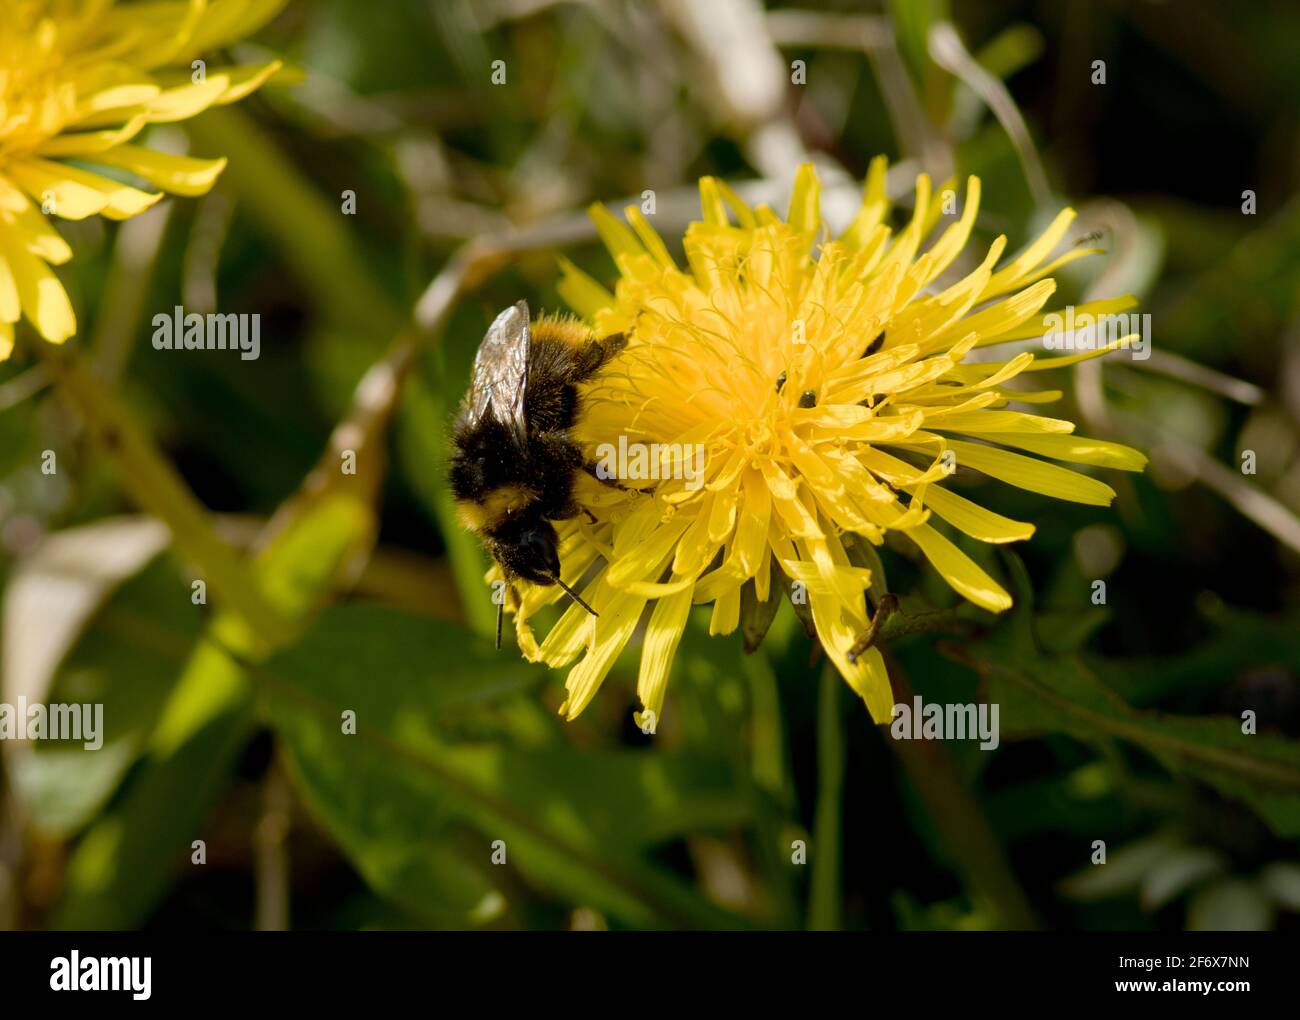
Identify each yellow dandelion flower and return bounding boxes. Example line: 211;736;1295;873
511;159;1147;727
0;0;287;357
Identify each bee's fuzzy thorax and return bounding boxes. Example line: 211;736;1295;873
529;314;595;348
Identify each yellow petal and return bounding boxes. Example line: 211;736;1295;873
929;438;1119;506
705;176;756;228
214;61;284;105
933;409;1075;434
556;256;615;320
913;176;981;285
839;154;888;250
987;295;1138;344
36;115;149;157
841;645;894;724
142;76;231;123
786;162;821;235
0;253;20;323
708;583;741;635
808;591;894;722
914;485;1035;543
635;585;694;727
980;207;1076;300
905;523;1012;612
89;144;227;197
561;591;646;719
622;204;676;269
7;158;109;220
698;177;730;225
187;0;291;53
732;468;771;578
607;519;690;588
8;157;161;221
589;202;642;263
959;431;1148;471
0;235;76;342
70;84;162;126
0;175;73;264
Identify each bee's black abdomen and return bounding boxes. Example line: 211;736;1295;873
449;415;518;502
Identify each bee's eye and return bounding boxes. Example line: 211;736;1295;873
520;529;545;556
516;524;560;582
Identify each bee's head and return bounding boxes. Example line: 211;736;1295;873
492;515;560;586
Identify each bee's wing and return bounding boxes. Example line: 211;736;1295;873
468;300;531;445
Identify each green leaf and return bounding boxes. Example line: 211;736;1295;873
259;603;753;928
53;493;378;929
1093;606;1300;707
1140;847;1225;911
1037;607;1110;654
1059;833;1181;901
51;651;255;930
12;556;201;835
975;638;1300;836
1187;879;1274;931
1258;862;1300;911
1;518;196;835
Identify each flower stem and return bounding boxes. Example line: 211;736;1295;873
883;667;1040;929
33;340;290;648
808;662;845;930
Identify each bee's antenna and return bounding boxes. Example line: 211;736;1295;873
551;575;598;617
495;599;503;650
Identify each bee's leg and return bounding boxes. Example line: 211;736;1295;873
549;498;597;524
497;581;524;650
551;498;597;526
582;460;634;492
569;332;627;382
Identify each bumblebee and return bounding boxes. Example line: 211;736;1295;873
449;300;627;646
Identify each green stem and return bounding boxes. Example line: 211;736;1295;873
739;650;800;926
884;667;1040;929
878;603;980;643
808;663;845;930
34;341;290;649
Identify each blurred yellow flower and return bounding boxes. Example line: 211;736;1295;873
510;159;1147;727
0;0;286;357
